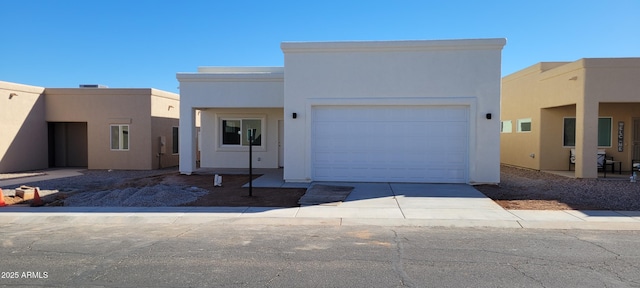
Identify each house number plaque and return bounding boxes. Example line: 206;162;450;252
618;121;624;152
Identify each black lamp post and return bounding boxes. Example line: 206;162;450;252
248;129;255;197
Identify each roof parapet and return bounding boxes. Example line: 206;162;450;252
281;38;507;53
196;67;284;74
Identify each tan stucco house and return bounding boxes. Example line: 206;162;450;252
501;58;640;178
0;80;180;173
178;38;506;184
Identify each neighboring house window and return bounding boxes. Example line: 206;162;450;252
563;118;576;146
172;127;179;154
501;120;512;133
563;117;612;147
111;125;129;150
222;119;262;146
598;118;612;147
517;118;531;132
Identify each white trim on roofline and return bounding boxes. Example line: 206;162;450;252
176;72;284;82
281;38;507;53
197;67;284;74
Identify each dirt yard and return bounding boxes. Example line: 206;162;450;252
3;165;640;210
476;165;640;210
170;174;306;207
2;173;306;208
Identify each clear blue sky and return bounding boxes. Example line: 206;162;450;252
2;0;638;93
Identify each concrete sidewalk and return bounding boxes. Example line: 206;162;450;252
0;206;639;230
0;168;84;187
1;181;639;230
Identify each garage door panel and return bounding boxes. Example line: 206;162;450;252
312;106;468;183
443;123;468;137
446;152;466;164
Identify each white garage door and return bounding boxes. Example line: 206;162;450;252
312;106;469;183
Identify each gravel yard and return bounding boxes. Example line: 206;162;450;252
3;165;640;210
476;165;640;210
1;168;304;207
1;168;208;207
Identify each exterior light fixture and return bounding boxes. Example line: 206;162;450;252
9;93;18;99
486;113;492;120
292;113;297;119
168;105;174;111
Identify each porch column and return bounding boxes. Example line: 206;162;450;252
575;101;599;178
179;107;197;175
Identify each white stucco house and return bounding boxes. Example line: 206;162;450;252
177;38;506;184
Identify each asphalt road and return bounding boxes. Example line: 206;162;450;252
1;223;639;288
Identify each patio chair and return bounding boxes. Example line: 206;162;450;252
569;149;614;177
597;151;616;178
633;159;640;173
569;149;576;171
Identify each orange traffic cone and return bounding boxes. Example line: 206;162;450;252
0;188;6;207
31;187;43;207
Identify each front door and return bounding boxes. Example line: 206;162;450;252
633;118;640;160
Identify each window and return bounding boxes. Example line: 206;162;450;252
172;127;179;154
501;120;512;133
222;119;262;146
111;125;129;150
598;118;612;147
517;118;531;132
563;117;612;147
563;118;576;146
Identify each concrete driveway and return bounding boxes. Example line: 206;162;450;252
296;182;518;222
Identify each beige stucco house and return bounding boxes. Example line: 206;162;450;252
0;80;180;173
501;58;640;178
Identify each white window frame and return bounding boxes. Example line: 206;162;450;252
563;117;613;148
110;124;130;151
217;115;266;152
517;118;532;133
500;120;512;133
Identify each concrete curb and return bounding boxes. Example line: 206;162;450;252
1;208;640;230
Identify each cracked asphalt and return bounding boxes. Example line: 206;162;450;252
1;223;640;287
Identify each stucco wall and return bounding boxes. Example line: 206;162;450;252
539;105;575;170
177;68;284;174
177;70;284;109
584;58;640;103
150;90;180;169
282;39;506;184
1;83;179;172
501;62;586;170
501;66;543;170
45;88;155;170
502;58;640;174
0;81;47;173
199;108;283;169
599;103;640;171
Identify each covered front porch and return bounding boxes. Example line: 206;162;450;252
539;102;640;178
177;67;285;176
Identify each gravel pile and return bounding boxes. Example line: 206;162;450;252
478;165;640;210
63;184;208;207
7;168;209;207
